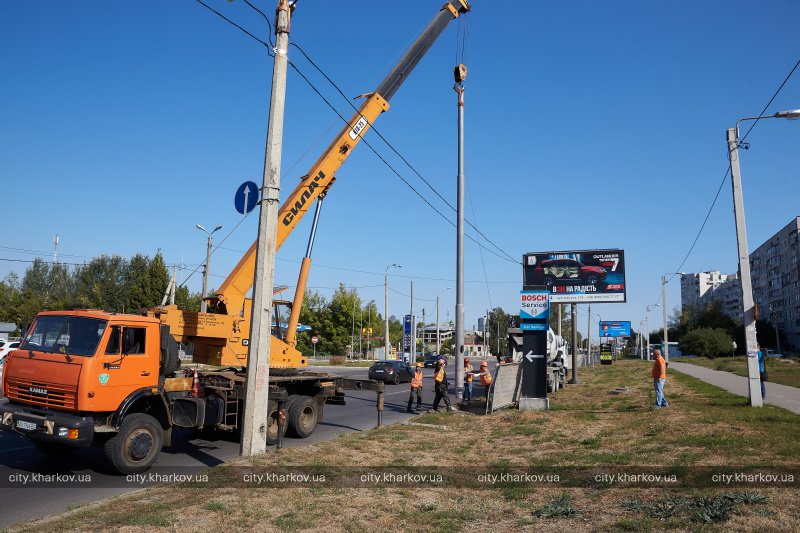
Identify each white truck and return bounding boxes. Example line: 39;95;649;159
507;327;571;392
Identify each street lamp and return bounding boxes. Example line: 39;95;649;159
727;108;798;407
384;263;401;360
645;304;660;360
196;224;222;313
435;286;452;355
661;272;686;364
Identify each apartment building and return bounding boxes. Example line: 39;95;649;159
750;217;800;351
681;217;800;351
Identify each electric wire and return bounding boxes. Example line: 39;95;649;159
290;42;519;264
194;1;519;265
653;56;800;307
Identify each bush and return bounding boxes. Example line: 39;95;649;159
416;354;425;363
329;355;345;365
679;328;732;358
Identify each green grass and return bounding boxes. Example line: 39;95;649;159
673;355;800;388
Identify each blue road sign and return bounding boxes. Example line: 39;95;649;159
235;181;259;215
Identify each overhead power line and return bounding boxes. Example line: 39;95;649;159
654;56;800;307
195;0;520;265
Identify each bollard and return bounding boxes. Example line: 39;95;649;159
376;390;384;428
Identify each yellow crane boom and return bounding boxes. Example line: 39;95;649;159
154;0;470;368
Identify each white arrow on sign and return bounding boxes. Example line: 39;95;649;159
243;185;251;215
525;351;545;362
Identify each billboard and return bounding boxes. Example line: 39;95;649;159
523;249;627;303
599;321;631;338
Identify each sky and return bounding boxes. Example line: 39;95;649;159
1;0;799;344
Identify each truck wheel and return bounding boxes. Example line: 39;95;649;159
105;413;163;474
266;400;288;445
34;441;78;459
287;396;318;438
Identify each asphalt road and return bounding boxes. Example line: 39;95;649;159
0;360;488;527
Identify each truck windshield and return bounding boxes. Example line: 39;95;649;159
21;316;108;357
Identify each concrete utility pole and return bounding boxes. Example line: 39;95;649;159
196;224;222;313
241;0;290;457
727;126;763;407
454;63;467;401
384;264;400;360
570;303;578;383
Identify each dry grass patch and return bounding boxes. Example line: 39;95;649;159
9;360;800;532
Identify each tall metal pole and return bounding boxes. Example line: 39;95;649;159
454;64;466;401
241;0;290;457
367;305;371;358
662;275;669;363
727;127;762;407
436;294;440;355
410;281;414;363
200;234;212;313
557;304;562;336
645;311;650;360
385;271;389;360
586;304;592;366
422;307;426;356
570;303;579;383
359;304;363;359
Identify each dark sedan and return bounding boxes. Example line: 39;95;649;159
368;360;414;384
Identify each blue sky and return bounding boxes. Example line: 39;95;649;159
1;0;799;343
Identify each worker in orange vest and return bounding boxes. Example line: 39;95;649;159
478;360;493;404
463;357;473;405
432;358;454;412
651;348;668;408
407;362;424;413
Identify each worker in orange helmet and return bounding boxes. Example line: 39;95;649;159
407;362;424;413
478;360;493;405
463;357;473;405
432;358;454;412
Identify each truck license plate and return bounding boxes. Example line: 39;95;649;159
15;420;37;431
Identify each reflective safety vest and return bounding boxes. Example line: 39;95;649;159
465;363;473;383
411;370;423;388
480;370;493;386
435;367;446;383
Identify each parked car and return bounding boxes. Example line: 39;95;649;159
424;354;443;367
368;360;414;384
531;258;607;287
0;340;19;359
765;349;784;358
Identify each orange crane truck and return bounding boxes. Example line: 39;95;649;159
0;1;470;474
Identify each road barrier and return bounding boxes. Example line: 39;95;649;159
487;362;522;414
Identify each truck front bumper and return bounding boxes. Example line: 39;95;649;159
0;401;94;446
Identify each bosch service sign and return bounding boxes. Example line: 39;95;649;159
520;290;549;331
523;249;627;304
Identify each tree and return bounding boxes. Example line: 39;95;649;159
679;328;733;358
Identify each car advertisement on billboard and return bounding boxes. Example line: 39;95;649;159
599;321;632;338
523;249;627;303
